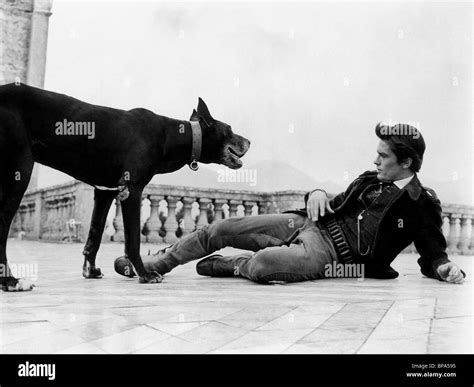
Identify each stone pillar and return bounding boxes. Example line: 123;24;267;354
112;200;125;242
31;191;42;239
181;197;195;237
73;183;94;242
244;201;256;217
229;199;241;217
459;215;472;255
196;198;211;228
144;195;162;243
212;199;227;223
447;214;461;254
0;0;53;192
258;201;270;215
164;196;180;243
26;0;53;88
441;215;450;239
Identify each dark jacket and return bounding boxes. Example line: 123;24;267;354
296;170;463;281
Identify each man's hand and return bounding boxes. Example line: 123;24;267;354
307;190;334;221
437;262;464;284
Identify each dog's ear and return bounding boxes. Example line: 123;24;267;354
190;109;199;121
197;97;214;126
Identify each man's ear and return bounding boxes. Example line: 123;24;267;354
190;109;199;121
402;157;413;169
197;97;214;126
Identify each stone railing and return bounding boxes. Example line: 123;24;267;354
9;182;305;244
9;182;474;255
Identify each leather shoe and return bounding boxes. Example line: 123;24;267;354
196;254;248;277
114;256;136;278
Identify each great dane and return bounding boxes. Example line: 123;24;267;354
0;83;250;291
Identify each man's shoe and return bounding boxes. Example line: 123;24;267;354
196;254;249;277
114;256;136;278
114;245;174;278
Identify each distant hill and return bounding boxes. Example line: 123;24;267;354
36;162;472;205
147;159;346;193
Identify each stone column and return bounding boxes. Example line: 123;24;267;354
244;201;256;217
459;215;472;255
447;213;461;254
196;198;211;228
258;201;270;215
73;183;94;241
26;0;53;88
181;197;196;237
112;200;125;242
144;195;162;243
164;196;180;243
229;199;241;217
212;199;227;222
0;0;54;192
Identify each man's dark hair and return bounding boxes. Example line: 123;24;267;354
375;123;426;173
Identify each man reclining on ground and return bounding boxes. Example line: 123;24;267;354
115;123;465;284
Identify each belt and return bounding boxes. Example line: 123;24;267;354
323;218;354;264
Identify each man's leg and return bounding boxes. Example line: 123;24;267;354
143;213;306;274
198;221;338;283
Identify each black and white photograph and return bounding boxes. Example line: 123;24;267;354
0;0;472;384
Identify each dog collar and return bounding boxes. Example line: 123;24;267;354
189;120;202;171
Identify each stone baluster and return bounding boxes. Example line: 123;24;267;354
441;215;450;239
447;213;461;254
41;201;50;239
112;199;125;242
212;199;227;223
197;198;212;228
51;198;60;240
27;203;35;235
47;199;55;240
258;201;270;215
244;201;256;217
229;199;241;217
59;197;68;240
459;215;472;255
470;217;474;254
20;204;28;235
163;196;180;243
181;197;196;237
18;205;27;233
145;195;163;243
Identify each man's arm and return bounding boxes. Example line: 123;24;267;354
304;171;371;219
414;190;465;284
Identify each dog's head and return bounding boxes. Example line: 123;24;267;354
190;98;250;169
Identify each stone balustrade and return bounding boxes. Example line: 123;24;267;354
9;181;474;255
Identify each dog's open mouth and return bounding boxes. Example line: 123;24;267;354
221;145;246;169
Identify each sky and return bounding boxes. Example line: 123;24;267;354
41;1;472;203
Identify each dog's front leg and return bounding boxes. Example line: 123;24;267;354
82;189;117;279
121;188;162;283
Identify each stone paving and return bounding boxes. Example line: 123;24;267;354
0;240;472;354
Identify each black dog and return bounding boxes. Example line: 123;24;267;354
0;83;250;291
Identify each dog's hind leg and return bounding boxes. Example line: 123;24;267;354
0;154;34;291
82;189;117;279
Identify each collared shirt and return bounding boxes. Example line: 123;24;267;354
393;174;415;190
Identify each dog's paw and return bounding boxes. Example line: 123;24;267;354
2;278;35;292
82;265;104;279
139;271;163;284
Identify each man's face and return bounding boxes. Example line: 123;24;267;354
374;140;410;182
